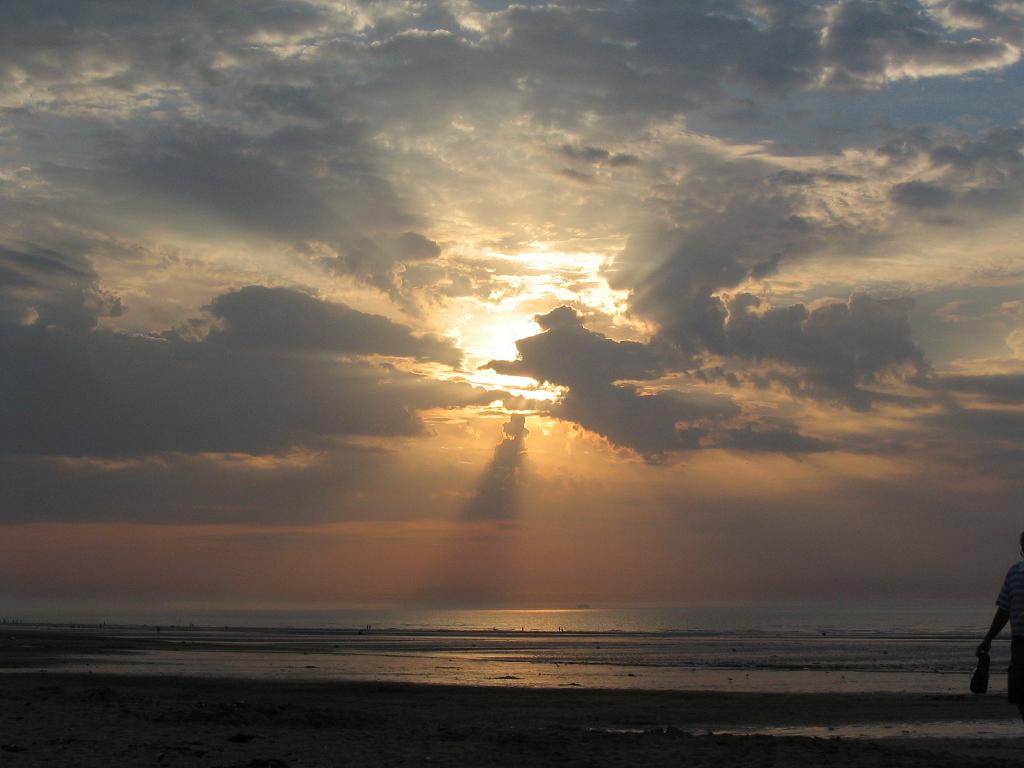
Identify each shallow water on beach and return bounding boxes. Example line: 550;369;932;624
8;602;1021;750
9;625;1002;695
53;644;977;695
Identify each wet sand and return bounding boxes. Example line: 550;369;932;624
3;629;1024;766
5;672;1024;767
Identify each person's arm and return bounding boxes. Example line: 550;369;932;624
978;608;1009;656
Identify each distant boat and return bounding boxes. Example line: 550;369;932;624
575;603;591;609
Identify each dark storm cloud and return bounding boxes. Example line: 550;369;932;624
463;415;529;520
0;278;481;457
486;307;829;457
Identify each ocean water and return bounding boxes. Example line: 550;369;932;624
2;599;996;635
3;600;1007;696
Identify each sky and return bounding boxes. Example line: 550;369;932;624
2;0;1024;611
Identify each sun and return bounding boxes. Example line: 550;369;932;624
424;243;629;401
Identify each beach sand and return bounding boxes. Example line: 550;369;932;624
3;630;1024;766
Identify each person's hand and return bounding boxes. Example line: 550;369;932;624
977;639;992;658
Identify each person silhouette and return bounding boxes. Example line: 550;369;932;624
978;531;1024;719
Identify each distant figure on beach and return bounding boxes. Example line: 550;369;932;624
978;531;1024;719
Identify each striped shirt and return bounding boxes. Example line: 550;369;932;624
997;562;1024;636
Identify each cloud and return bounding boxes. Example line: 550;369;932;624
556;383;731;456
890;180;955;209
8;0;1013;130
0;245;123;331
486;305;667;387
720;293;928;408
1000;301;1024;320
558;145;613;164
331;231;444;303
935;372;1024;403
621;182;831;355
556;168;597;185
5;0;1021;320
603;154;928;409
0;0;331;99
715;421;832;453
927;406;1024;457
1010;328;1024;357
880;126;1024;216
9;111;448;305
39;119;415;247
2;0;1024;618
0;445;384;524
463;414;529;519
556;144;640;167
486;307;830;457
938;0;1024;34
821;0;1020;86
0;277;481;457
206;285;460;365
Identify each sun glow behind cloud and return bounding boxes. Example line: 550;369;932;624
430;244;630;398
3;0;1024;610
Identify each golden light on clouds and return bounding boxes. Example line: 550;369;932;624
2;0;1024;609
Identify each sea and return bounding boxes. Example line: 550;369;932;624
1;600;1005;696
